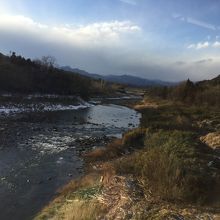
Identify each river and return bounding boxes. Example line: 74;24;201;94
0;101;141;220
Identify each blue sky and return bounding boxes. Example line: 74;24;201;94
0;0;220;81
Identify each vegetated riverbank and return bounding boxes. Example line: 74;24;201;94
35;96;220;220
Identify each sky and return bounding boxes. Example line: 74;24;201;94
0;0;220;81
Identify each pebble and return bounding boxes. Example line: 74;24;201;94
207;161;214;167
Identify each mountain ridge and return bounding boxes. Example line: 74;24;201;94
61;66;177;87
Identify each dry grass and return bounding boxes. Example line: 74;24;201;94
59;173;101;197
84;139;123;162
200;132;220;149
36;197;104;220
133;96;174;111
122;128;146;147
134;99;159;110
48;199;103;220
34;168;117;220
34;173;104;220
84;129;147;163
115;130;220;204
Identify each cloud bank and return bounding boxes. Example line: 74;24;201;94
0;14;140;46
0;14;219;81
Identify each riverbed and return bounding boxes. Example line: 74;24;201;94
0;100;141;220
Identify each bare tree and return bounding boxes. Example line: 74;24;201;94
41;56;57;68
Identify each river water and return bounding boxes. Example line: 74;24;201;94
0;103;141;220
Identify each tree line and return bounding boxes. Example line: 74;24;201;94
0;52;109;98
145;77;220;107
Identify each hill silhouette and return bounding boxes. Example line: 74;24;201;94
0;52;107;98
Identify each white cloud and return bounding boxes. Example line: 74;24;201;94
187;41;209;49
0;14;141;47
187;40;220;49
0;14;48;29
0;14;149;79
196;41;209;49
212;41;220;48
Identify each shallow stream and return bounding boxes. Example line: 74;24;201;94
0;103;141;220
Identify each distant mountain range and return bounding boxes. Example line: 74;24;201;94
61;66;176;87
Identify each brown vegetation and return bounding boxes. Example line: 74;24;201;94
84;139;123;162
200;132;220;150
116;130;220;204
34;173;105;220
146;76;220;107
